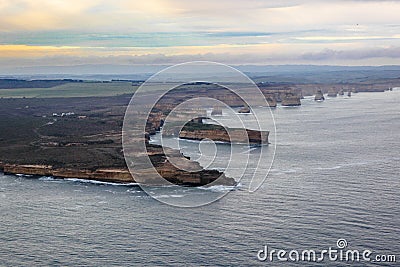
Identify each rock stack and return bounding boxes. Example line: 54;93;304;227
238;104;251;113
211;106;223;116
281;92;301;106
314;89;325;101
327;88;338;97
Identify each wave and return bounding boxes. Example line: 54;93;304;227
37;176;139;186
269;168;302;174
242;146;261;154
178;138;229;145
315;165;343;170
153;194;185;199
64;178;139;186
16;174;33;177
234;112;252;115
38;176;58;181
198;183;241;192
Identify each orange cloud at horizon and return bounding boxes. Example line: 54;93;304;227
0;43;289;58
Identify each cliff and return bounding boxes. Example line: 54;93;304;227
174;123;269;145
238;105;251;113
281;93;301;106
327;89;338;97
314;90;325;101
2;144;236;186
3;164;133;183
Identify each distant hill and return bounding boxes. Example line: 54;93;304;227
1;64;399;84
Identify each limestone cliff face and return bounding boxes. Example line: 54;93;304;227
327;89;338;97
315;90;325;101
281;93;301;106
2;145;236;186
179;128;269;145
266;96;277;108
155;88;278;109
3;164;133;183
208;92;277;108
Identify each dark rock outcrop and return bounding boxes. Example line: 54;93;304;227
168;122;269;145
211;106;222;116
3;144;236;186
238;105;251;113
281;93;301;106
327;89;338;97
314;89;325;101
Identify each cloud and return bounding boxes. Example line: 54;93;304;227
1;46;399;71
301;46;400;60
1;0;400;32
1;0;400;67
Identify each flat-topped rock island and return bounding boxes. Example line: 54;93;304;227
164;122;269;145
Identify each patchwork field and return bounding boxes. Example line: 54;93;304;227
0;81;136;98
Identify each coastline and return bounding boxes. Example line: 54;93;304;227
1;163;133;183
0;149;237;186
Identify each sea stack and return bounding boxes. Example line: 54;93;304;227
314;89;325;101
327;88;338;97
281;92;301;106
211;106;223;116
266;96;278;108
238;104;251;113
299;91;305;99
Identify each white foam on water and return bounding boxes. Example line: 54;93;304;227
315;165;343;170
198;183;241;192
126;189;143;193
179;138;229;145
16;174;33;177
153;194;185;199
38;176;58;181
64;178;139;186
242;146;259;154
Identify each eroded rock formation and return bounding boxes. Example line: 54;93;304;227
315;89;325;101
3;144;236;186
281;92;301;106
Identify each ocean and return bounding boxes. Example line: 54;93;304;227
0;89;399;266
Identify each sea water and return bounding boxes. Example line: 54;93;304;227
0;90;399;266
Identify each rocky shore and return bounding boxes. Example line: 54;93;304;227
0;96;236;186
2;164;133;183
281;92;301;106
0;144;236;186
162;122;269;145
180;127;269;145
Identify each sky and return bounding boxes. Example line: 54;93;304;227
0;0;400;71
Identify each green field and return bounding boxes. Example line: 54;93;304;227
0;80;236;98
0;82;138;98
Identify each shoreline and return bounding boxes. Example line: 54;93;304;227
1;163;134;184
0;158;237;187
